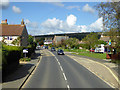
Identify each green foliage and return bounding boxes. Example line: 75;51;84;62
97;40;107;45
28;35;34;45
82;32;99;49
79;44;90;49
2;44;22;51
20;57;31;61
11;37;20;46
2;45;22;70
2;37;7;45
66;38;79;49
96;1;120;52
36;38;45;45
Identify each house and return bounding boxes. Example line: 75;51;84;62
0;19;28;46
44;36;53;45
99;34;110;44
53;35;69;44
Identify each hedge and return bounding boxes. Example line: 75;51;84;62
2;43;36;78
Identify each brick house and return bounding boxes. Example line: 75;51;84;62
0;19;28;46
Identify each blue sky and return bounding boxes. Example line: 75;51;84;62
2;1;103;35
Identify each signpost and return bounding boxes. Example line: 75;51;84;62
23;49;28;57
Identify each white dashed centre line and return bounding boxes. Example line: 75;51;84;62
63;73;67;81
48;50;70;89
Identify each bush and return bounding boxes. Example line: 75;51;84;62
20;57;31;61
79;44;89;49
2;45;22;69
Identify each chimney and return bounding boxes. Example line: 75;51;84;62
1;19;8;24
21;19;24;25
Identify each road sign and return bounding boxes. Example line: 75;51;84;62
23;49;28;53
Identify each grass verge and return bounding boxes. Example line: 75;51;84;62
73;52;106;59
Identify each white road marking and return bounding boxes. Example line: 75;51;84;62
48;50;70;89
58;62;60;65
67;85;70;89
67;55;115;88
60;66;63;71
63;73;67;81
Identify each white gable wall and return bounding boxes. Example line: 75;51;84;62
2;36;19;46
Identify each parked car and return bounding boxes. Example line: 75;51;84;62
36;45;40;49
45;46;48;49
51;47;56;51
95;44;105;53
90;48;95;52
57;49;64;55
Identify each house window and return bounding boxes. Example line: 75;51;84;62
7;36;12;40
10;37;12;40
7;37;9;40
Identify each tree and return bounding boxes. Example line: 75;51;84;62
96;1;120;52
97;40;107;45
66;38;79;49
36;38;44;46
28;35;33;45
82;32;98;49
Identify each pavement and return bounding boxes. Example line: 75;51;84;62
2;49;41;89
65;52;120;88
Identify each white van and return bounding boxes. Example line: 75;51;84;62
95;44;105;53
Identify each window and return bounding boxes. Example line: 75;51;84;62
7;37;9;40
7;36;12;40
10;37;12;40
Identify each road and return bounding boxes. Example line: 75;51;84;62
22;49;112;88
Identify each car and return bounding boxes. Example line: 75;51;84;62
90;48;95;52
36;45;40;49
45;46;48;49
57;49;64;55
51;47;56;51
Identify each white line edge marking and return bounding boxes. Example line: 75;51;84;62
67;55;116;88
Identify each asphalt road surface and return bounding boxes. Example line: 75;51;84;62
22;49;112;89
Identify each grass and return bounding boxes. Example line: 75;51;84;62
74;52;106;59
62;48;106;59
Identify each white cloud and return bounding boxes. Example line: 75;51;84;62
12;6;21;14
89;17;103;32
82;4;95;13
0;0;9;9
25;19;39;28
27;15;103;35
66;6;80;11
50;2;64;7
66;14;77;26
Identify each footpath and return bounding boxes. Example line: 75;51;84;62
65;52;120;89
2;49;41;89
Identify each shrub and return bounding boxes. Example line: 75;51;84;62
2;45;22;69
20;57;31;62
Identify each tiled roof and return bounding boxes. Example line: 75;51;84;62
1;24;25;36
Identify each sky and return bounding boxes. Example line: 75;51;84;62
1;0;104;35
